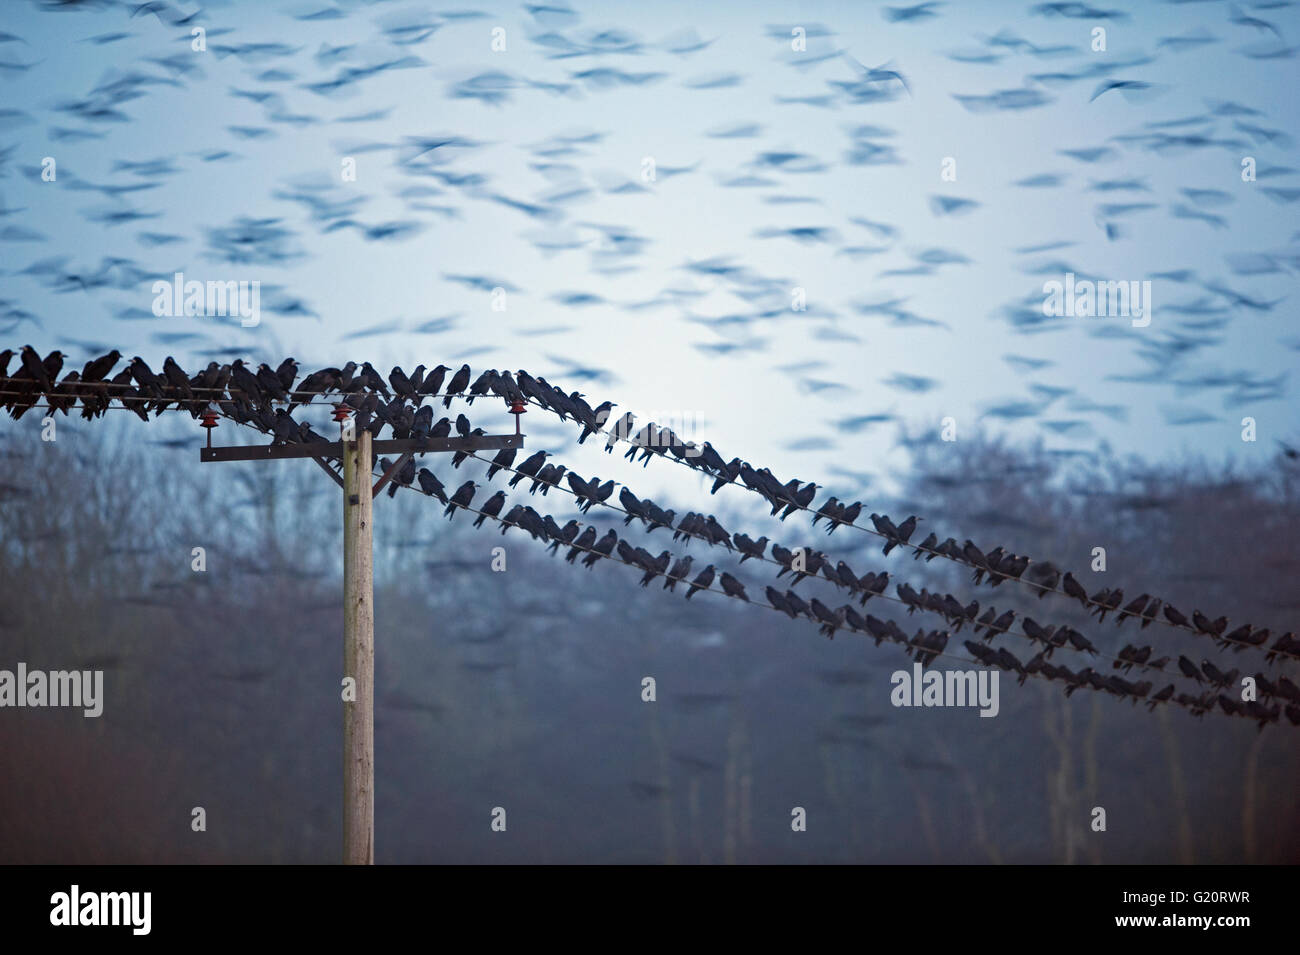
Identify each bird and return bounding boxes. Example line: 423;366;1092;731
1062;572;1088;606
565;526;597;564
443;364;471;407
445;481;477;518
686;565;714;599
664;555;694;591
581;529;618;568
719;572;747;600
419;364;450;398
485;447;516;480
389;365;415;399
509;450;548;488
473;490;506;527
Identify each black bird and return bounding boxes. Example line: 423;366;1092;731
386;456;417;498
445;480;477;518
566;526;598;563
509;450;548;488
686;565;714;600
787;591;812;620
419;364;449;397
1201;660;1231;686
292;366;339;407
619;487;648;524
128;355;164;399
532;462;565;494
913;530;938;559
1117;594;1149;625
546;519;580;554
1146;684;1175;710
389;365;415;399
486;447;516;481
411;404;434;440
256;363;290;402
443;364;471;407
664;555;694;591
46;371;81;416
895;515;918;545
810;599;845;639
337;361;359;392
162;356;198;413
473;490;506;528
581;529;618;568
451;428;484;467
275;358;298;393
766;586;794;617
1139;598;1162;629
359;362;390;398
272;408;299;445
20;345;54;393
498;505;524;533
228;360;262;404
1177;655;1203;682
1192;611;1226;638
81;349;120;383
719;572;747;600
1064;628;1098;655
1062;572;1088;606
639;550;671;587
455;413;470;437
1091;587;1123;623
961;540;988;574
733;533;768;563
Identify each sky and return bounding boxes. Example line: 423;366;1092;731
2;0;1298;501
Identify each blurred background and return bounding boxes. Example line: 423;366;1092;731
1;420;1296;863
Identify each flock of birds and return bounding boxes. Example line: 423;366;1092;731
2;345;1297;729
0;1;1296;461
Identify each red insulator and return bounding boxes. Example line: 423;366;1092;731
509;398;526;436
332;403;352;422
200;410;219;448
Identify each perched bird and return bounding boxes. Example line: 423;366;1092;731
473;490;506;528
486;447;516;480
445;480;477;518
719;572;748;600
1062;572;1088;606
420;364;450;398
443;364;471;407
664;555;694;591
581;529;618;568
566;526;597;564
686;565;715;600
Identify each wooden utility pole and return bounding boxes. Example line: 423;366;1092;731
342;426;375;865
200;405;525;864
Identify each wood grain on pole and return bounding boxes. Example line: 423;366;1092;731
342;428;375;864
